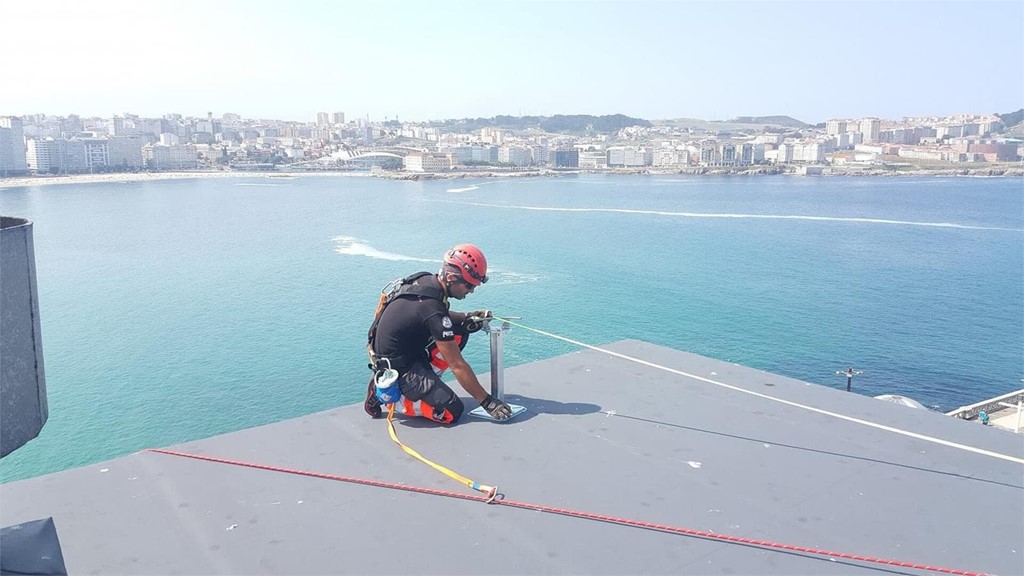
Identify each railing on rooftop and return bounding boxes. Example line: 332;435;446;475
945;388;1024;422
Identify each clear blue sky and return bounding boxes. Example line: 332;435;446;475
2;0;1022;123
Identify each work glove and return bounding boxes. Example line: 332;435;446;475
481;394;512;420
463;310;492;333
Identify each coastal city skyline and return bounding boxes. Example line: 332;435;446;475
1;106;1019;179
2;0;1022;123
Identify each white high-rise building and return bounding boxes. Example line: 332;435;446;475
108;136;146;168
0;117;29;175
859;118;881;143
142;143;198;170
404;152;454;172
331;112;345;125
825;120;847;136
652;147;688;167
479;127;503;145
623;147;652;167
317;112;330;126
82;138;110;170
776;143;794;164
792;142;825;163
26;138;88;173
578;148;607;169
606;146;626;166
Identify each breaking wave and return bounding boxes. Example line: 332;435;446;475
446;185;480;193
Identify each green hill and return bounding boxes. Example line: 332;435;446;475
653;116;809;131
996;108;1023;128
432;114;650;135
727;115;810;127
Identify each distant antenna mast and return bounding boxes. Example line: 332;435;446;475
836;367;863;392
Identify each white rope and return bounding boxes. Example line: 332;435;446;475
497;318;1024;466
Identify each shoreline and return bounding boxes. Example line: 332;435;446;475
0;170;371;189
2;164;1022;189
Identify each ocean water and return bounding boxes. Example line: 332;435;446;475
1;174;1021;482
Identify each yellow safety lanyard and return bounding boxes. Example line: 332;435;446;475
385;404;497;501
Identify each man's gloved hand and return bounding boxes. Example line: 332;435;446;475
481;394;512;420
463;310;492;333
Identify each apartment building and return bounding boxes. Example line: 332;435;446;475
26;138;88;173
479;128;503;145
967;141;1020;161
792;142;826;163
142;143;198;170
0;117;28;175
529;145;548;166
497;145;531;166
404;152;455;172
578;148;607;169
606;146;652;167
652;147;688;167
606;146;626;166
108;136;146;168
453;145;499;164
551;149;579;168
825;120;847;136
82;138;110;169
859;118;881;143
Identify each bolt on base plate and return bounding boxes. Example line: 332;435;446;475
467;404;527;422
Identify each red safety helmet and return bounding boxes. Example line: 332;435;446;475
444;243;488;286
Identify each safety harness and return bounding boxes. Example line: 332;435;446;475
366;271;449;373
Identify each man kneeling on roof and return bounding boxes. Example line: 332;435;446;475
365;243;512;423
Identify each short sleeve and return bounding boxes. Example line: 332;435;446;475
423;303;457;342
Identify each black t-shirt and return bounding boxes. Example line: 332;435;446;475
373;273;454;365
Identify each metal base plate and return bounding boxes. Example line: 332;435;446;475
467;404;527;422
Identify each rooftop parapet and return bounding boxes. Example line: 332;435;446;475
0;216;48;458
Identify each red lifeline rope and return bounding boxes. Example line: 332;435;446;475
144;448;988;576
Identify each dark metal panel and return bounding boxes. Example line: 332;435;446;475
2;341;1020;575
0;216;48;458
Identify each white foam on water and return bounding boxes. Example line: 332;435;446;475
445;201;1022;232
331;236;438;262
489;270;541;285
333;236;544;284
331;237;541;285
447;179;524;193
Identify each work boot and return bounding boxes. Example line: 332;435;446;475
364;377;382;418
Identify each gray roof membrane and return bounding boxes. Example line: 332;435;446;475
2;340;1022;575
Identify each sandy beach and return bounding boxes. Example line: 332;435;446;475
2;164;1021;189
0;170;370;189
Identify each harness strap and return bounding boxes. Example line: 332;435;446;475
367;272;447;370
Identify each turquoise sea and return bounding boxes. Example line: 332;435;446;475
1;174;1021;482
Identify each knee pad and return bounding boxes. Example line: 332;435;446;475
443;396;465;424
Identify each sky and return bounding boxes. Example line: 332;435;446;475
1;0;1022;124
